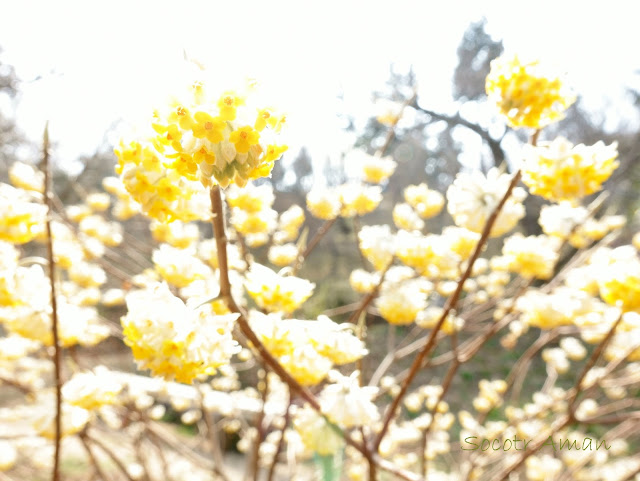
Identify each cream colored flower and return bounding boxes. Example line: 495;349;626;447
376;280;427;325
522;137;618;202
9;161;44;193
319;371;379;427
339;183;382;217
446;168;526;237
358;225;395;271
121;283;239;383
62;367;123;410
153;244;211;288
404;183;444;219
268;243;299;266
244;264;314;313
306;187;341;220
393;203;424;231
500;233;559;279
0;183;46;244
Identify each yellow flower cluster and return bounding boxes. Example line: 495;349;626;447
250;311;367;386
153;243;211;288
274;205;305;244
226;182;300;248
376;280;427;325
115;139;212;223
522;137;618;202
404;183;444;219
486;55;575;129
345;150;397;184
598;256;640;311
392;203;424;231
516;287;595;330
539;203;625;249
306;187;342;220
395;230;459;279
0;262;109;347
339;183;383;217
472;379;507;413
358;225;395;271
374;99;405;127
62;367;123;410
150;220;200;248
0;183;46;244
416;306;465;335
499;234;560;280
33;394;91;439
121;283;240;383
244;263;314;314
8;161;44;194
114;77;288;223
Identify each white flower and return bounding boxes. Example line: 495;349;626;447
121;283;240;383
358;225;396;271
393;203;424;231
319;371;379;428
446;168;526;237
376;280;427;325
244;263;315;313
62;367;123;410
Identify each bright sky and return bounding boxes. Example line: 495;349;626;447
1;1;639;173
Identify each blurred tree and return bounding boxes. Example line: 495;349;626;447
291;147;313;192
0;47;25;180
453;18;504;102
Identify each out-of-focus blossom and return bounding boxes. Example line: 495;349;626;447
486;55;575;129
522;137;618;202
446;168;526;237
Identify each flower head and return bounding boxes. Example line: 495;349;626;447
244;264;314;314
319;371;379;427
446;168;526;238
522;137;618;202
121;283;240;383
115;76;288;205
486;55;575;129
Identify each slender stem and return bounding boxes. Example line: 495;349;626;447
200;398;230;481
85;433;137;481
79;434;108;481
248;368;269;481
265;391;292;481
567;312;624;420
42;125;63;481
292;217;337;274
373;169;523;453
347;263;392;326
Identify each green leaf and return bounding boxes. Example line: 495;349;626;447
313;450;343;481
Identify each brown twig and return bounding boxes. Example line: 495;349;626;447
567;312;624;420
248;368;269;481
200;398;230;481
79;433;108;481
85;432;137;481
265;391;292;481
42;125;63;481
292;217;337;273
